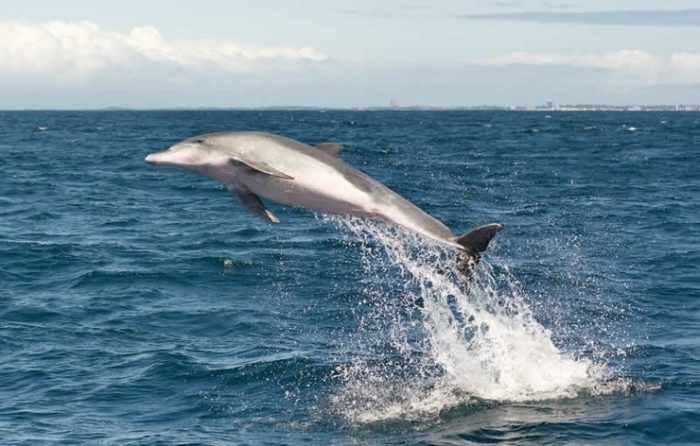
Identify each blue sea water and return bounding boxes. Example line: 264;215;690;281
0;110;698;445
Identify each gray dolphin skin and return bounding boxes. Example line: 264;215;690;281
145;132;501;278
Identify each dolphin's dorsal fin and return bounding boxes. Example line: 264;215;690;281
229;157;294;180
229;187;280;223
316;142;344;157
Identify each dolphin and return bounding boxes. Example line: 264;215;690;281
145;132;500;278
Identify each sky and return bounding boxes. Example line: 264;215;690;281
2;0;700;108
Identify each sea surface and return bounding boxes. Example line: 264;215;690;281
1;110;698;445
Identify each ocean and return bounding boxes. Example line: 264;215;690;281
1;110;698;445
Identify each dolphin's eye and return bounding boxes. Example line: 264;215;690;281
193;138;204;143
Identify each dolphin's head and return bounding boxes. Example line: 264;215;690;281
145;134;230;172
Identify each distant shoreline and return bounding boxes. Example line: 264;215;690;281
2;105;699;112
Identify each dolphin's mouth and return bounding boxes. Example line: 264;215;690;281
145;152;161;165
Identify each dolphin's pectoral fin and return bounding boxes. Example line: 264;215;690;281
316;142;344;156
229;158;294;180
229;187;280;223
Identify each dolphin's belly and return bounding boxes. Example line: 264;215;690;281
241;163;458;248
229;145;458;247
241;167;377;218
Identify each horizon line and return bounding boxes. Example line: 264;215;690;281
2;104;700;112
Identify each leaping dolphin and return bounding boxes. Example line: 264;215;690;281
145;132;500;278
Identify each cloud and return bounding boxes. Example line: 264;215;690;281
668;52;700;84
478;50;657;70
476;50;700;84
0;20;327;83
458;8;700;27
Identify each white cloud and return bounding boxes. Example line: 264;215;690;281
476;50;700;84
459;9;700;27
0;20;327;83
668;52;700;84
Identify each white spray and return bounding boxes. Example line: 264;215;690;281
326;217;609;423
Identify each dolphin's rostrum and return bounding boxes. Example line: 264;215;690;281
146;132;501;278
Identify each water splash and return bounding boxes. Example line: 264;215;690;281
325;216;611;423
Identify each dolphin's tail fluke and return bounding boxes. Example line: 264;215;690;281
454;223;502;280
